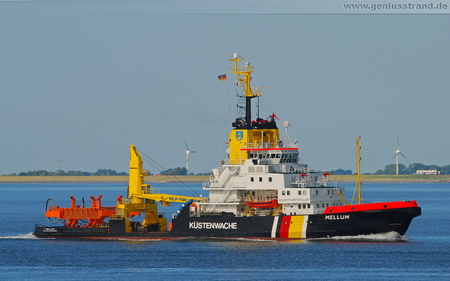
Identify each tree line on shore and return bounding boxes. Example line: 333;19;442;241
159;167;209;176
3;162;448;176
2;167;209;176
374;163;450;175
330;162;450;175
3;169;127;176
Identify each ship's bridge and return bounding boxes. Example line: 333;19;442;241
224;140;299;165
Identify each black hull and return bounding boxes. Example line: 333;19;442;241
34;206;421;240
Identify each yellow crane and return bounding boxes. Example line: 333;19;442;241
115;145;204;232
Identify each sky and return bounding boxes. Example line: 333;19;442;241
1;1;449;175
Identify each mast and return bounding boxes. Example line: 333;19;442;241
228;53;262;127
226;54;280;165
355;136;362;204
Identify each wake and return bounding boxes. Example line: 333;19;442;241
316;231;409;242
0;232;40;239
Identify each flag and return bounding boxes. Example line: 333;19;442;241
218;74;227;81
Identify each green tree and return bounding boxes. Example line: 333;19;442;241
440;165;450;174
405;163;428;174
330;169;353;175
93;169;127;176
160;167;187;175
381;164;406;174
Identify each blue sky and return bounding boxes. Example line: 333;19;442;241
1;1;449;175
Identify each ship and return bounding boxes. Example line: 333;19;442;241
34;53;421;240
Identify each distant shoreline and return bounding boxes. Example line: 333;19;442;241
0;175;449;184
0;175;207;184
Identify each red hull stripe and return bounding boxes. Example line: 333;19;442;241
241;148;298;151
323;200;419;214
279;216;292;238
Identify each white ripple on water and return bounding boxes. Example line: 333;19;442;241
0;232;41;239
317;231;409;242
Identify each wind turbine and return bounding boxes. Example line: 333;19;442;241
57;160;62;172
392;138;406;175
185;140;196;175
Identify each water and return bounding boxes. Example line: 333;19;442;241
1;182;449;280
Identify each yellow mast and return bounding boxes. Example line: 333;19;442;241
226;54;279;165
228;53;262;100
352;136;362;205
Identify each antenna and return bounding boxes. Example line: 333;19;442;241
184;140;196;175
219;46;228;60
392;137;407;175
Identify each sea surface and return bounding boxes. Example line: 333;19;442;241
0;182;449;280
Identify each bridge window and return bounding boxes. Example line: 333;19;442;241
259;177;262;182
269;177;272;182
287;191;290;195
303;190;307;195
251;177;254;182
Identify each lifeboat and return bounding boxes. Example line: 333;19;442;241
245;199;278;208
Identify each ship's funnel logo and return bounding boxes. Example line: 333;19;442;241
236;131;243;141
